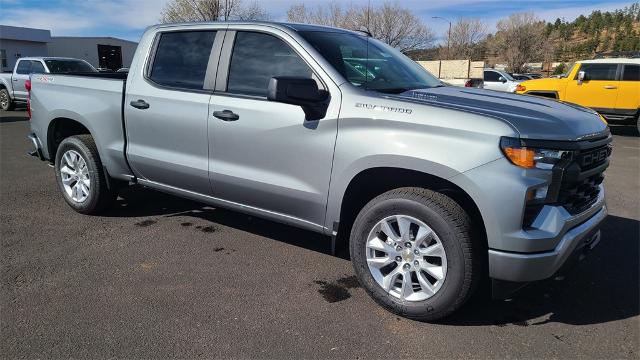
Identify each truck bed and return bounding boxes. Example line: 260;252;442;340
29;72;131;179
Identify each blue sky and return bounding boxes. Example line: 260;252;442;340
0;0;636;42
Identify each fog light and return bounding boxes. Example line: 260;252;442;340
533;186;548;200
523;186;549;228
526;186;548;202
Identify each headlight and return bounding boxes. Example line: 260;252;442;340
500;137;571;169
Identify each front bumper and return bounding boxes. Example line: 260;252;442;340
489;201;607;282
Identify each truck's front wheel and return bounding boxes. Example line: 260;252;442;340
0;88;14;111
54;135;117;214
349;187;480;321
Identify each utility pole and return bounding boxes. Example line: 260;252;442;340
366;0;371;32
432;16;452;59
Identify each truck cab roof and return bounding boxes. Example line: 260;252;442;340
16;57;89;61
578;58;640;65
147;21;366;36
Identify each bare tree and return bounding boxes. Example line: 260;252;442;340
491;12;546;72
287;1;435;53
160;0;268;23
287;2;358;28
367;2;435;52
446;18;487;59
236;1;269;21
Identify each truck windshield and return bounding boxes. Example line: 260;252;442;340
44;59;97;73
299;31;441;93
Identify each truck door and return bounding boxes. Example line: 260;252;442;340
565;63;619;112
124;29;224;195
12;60;32;101
207;29;340;228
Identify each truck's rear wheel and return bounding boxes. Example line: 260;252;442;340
54;135;116;214
0;88;14;111
349;187;480;321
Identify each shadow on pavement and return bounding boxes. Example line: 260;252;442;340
0;115;28;123
442;214;639;327
106;185;337;257
107;186;638;326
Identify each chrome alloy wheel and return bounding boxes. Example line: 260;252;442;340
366;215;447;302
0;90;8;110
60;150;90;203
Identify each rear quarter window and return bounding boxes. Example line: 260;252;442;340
622;65;639;81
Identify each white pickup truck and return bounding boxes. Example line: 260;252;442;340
483;68;523;92
0;57;97;110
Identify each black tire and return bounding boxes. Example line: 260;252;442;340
636;114;640;136
0;88;14;111
54;135;116;214
349;187;481;321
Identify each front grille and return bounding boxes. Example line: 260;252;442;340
557;174;604;215
554;144;611;215
574;144;610;171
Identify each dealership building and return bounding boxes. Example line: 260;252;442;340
0;25;138;72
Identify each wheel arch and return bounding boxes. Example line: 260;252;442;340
332;166;488;254
47;117;93;161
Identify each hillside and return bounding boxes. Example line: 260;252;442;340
545;3;640;61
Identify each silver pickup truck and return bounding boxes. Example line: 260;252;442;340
27;21;611;321
0;57;97;110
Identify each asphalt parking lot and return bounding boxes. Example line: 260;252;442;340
1;110;638;358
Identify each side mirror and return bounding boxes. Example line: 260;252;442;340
267;76;329;120
577;70;586;84
498;76;507;83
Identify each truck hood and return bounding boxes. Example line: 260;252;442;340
389;86;608;141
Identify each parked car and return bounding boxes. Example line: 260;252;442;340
27;22;611;321
445;78;484;88
0;57;96;111
483;69;523;92
516;58;640;132
510;73;534;81
524;73;543;79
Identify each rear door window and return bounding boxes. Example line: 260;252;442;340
16;60;31;75
578;64;618;81
149;31;217;90
622;65;639;81
226;31;314;97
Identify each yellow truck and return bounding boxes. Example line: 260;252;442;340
516;59;640;132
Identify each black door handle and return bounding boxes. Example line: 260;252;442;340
130;99;150;109
213;110;239;121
